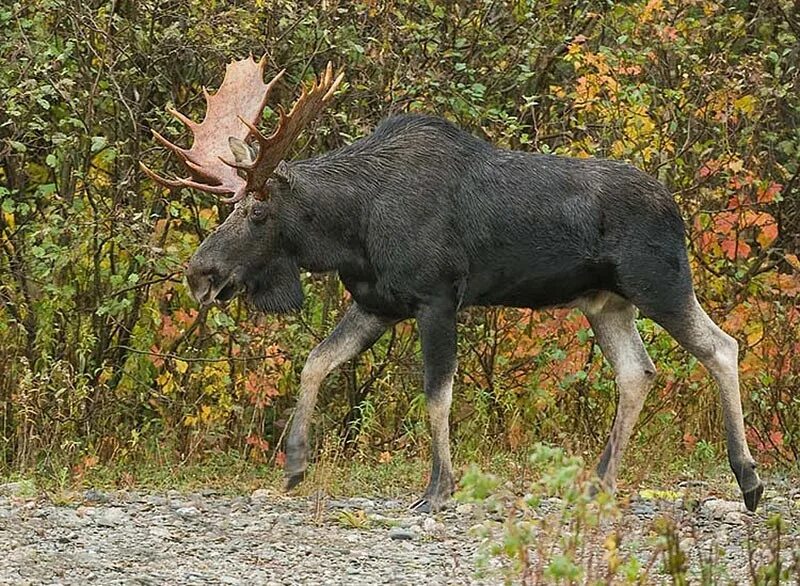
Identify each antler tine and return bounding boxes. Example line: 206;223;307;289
151;130;195;164
324;71;345;101
237;115;271;150
241;62;343;192
167;106;198;131
139;161;186;189
140;161;238;197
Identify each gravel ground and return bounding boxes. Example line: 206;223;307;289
0;481;797;585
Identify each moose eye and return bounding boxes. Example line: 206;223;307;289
249;203;268;223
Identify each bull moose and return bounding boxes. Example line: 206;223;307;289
141;56;764;513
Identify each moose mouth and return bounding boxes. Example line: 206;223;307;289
215;280;240;303
190;272;242;306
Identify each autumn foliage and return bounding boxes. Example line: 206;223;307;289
1;0;798;475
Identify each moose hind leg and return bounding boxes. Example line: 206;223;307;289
651;296;764;511
584;295;656;493
285;303;394;489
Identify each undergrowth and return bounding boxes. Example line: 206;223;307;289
457;444;800;585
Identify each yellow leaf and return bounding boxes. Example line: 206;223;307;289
156;372;175;394
639;489;680;501
745;322;763;347
727;158;745;173
175;359;188;374
734;94;756;114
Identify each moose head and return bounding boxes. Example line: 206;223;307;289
140;56;343;312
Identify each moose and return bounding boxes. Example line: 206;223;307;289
142;56;764;513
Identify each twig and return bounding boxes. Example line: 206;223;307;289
107;345;287;363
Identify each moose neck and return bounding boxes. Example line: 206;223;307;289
279;149;377;276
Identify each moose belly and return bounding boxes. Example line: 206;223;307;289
339;274;414;319
339;259;618;316
464;260;618;311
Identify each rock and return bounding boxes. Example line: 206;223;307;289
56;531;78;543
95;507;129;527
84;489;111;504
140;494;167;507
421;517;445;536
702;498;745;520
250;489;271;502
175;506;200;519
630;501;656;519
149;526;172;540
455;503;474;516
347;498;376;510
0;481;34;498
724;511;746;525
388;527;416;540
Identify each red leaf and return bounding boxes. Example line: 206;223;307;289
758;182;782;203
721;238;750;260
149;345;165;369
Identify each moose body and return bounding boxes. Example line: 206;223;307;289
300;115;689;319
144;57;764;513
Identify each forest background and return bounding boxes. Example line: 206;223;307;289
1;0;798;489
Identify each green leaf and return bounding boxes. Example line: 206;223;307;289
46;154;58;168
91;136;107;153
36;184;57;196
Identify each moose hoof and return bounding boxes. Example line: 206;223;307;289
409;496;450;514
409;497;433;514
743;481;764;513
285;471;306;491
409;482;454;513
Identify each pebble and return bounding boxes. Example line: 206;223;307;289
455;503;474;516
95;507;129;527
701;498;745;520
0;481;31;497
388;527;416;540
83;489;111;504
175;506;201;519
250;489;271;502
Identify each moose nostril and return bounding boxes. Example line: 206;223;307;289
186;263;218;304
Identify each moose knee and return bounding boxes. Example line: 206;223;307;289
696;329;739;371
615;364;656;396
300;347;332;388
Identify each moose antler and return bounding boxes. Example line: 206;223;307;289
140;56;343;204
232;62;344;196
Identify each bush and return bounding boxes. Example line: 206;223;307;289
1;0;798;473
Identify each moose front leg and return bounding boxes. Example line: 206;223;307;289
285;303;393;489
410;301;458;513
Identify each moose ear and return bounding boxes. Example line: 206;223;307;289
273;160;292;184
228;136;257;166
